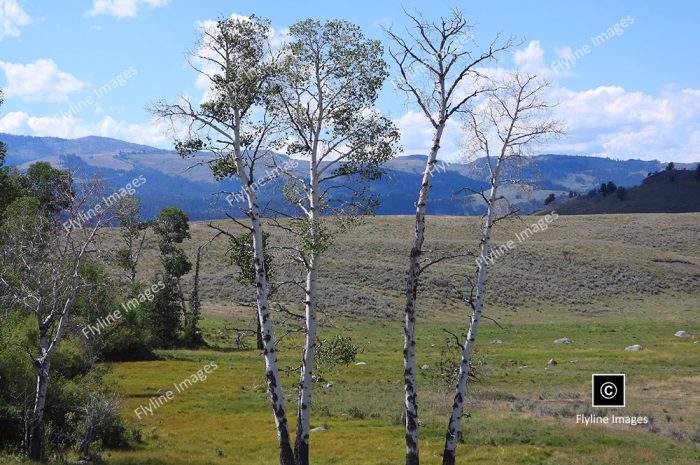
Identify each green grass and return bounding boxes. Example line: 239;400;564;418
4;214;699;464
101;308;699;465
100;288;700;465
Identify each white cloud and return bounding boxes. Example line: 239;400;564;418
514;40;545;72
549;86;700;162
392;40;700;163
393;110;463;161
0;0;31;40
0;59;87;102
0;111;169;147
87;0;169;18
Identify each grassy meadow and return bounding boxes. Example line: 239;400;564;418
6;213;700;464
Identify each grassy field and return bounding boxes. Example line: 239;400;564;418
5;214;700;464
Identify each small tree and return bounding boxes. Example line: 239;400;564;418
114;194;150;285
315;335;360;376
666;161;675;171
544;193;556;205
275;19;400;465
606;181;617;194
152;207;196;345
146;275;182;347
695;163;700;180
0;172;105;461
616;186;628;200
600;182;608;196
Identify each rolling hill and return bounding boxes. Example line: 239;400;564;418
540;169;700;215
2;132;696;219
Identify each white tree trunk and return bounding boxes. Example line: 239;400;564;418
442;166;501;465
27;356;50;461
295;142;320;465
403;123;445;465
232;120;295;465
295;255;317;465
249;198;296;465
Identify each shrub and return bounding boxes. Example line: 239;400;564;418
423;337;484;389
100;311;155;362
0;313;135;458
347;407;366;419
315;335;360;375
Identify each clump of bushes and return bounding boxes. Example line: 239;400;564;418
0;314;137;461
315;335;361;375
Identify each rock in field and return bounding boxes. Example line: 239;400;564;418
625;344;643;351
420;364;430;370
674;330;691;338
309;425;328;433
491;339;504;344
547;359;557;365
355;361;366;365
554;338;573;344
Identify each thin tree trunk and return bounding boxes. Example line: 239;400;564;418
188;245;203;340
403;123;445;465
295;142;321;465
295;255;317;465
232;113;295;465
442;168;500;465
176;278;188;331
26;228;95;462
27;358;50;461
251;211;295;465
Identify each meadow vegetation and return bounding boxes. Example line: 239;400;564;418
3;214;694;465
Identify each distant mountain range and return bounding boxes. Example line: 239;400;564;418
2;133;697;219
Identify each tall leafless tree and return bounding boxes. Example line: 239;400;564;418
385;10;512;465
441;72;562;465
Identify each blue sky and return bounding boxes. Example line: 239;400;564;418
1;0;699;162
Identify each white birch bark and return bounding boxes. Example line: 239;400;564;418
231;115;296;465
386;13;514;464
403;122;445;465
441;161;501;465
440;73;560;465
28;352;49;460
294;99;322;465
295;254;317;465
